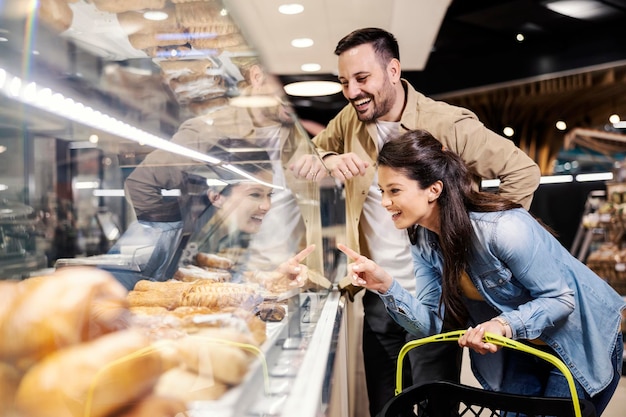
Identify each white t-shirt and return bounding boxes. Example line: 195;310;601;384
247;124;304;270
360;120;415;292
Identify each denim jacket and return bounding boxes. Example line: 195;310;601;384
379;208;626;396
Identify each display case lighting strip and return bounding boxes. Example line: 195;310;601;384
482;171;613;189
0;67;220;166
0;67;286;192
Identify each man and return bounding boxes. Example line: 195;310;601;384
290;27;541;417
109;57;327;290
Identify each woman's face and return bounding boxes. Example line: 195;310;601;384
217;171;273;234
377;165;441;233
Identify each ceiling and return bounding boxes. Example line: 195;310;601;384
225;0;451;75
276;0;626;125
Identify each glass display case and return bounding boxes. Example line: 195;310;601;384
0;1;347;416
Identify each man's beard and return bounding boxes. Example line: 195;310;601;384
354;83;396;122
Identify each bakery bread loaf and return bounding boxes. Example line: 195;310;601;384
196;252;234;270
0;267;130;371
255;302;286;322
181;282;261;310
92;0;166;14
175;334;252;385
0;362;21;417
15;329;171;417
154;367;228;402
114;394;187;417
173;265;231;282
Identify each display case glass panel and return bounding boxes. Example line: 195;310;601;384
0;1;346;416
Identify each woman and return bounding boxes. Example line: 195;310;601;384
338;129;625;415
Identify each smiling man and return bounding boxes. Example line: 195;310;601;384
290;27;541;417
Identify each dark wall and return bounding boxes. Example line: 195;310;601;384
529;181;607;252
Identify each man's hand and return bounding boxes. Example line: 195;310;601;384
322;153;369;180
289;154;329;181
289;153;369;181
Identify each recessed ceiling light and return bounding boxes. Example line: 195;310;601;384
291;38;314;48
278;4;304;15
503;126;514;137
556;120;567;130
542;0;616;20
516;33;525;42
609;114;620;124
301;63;321;72
284;81;343;97
143;11;169;21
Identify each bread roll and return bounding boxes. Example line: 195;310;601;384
127;289;181;310
0;268;130;370
92;0;166;14
173;265;231;282
180;282;261;309
154;367;228;402
196;252;234;270
15;329;170;417
175;335;251;385
0;362;21;417
115;394;187;417
256;302;286;322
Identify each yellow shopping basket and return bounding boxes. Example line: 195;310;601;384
377;330;596;417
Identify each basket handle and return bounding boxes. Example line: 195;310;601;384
395;330;582;417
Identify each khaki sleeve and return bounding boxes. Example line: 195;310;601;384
446;117;541;210
311;107;349;157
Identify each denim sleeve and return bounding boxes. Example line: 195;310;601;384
378;245;444;338
490;211;575;340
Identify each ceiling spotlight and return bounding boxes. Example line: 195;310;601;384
556;120;567;130
542;0;616;20
284;81;343;97
291;38;314;48
503;126;514;137
516;33;525;42
278;4;304;15
300;63;321;72
609;114;620;124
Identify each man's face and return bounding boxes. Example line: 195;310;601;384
337;43;397;122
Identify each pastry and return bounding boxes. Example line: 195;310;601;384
0;268;130;371
15;329;171;417
196;252;234;270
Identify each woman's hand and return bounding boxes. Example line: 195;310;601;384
276;244;316;287
458;320;508;354
337;243;393;293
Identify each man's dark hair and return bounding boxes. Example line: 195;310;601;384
334;27;400;67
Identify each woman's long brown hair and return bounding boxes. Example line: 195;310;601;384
377;129;522;327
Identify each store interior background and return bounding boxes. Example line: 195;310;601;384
269;0;626;254
0;1;624;415
1;0;624;272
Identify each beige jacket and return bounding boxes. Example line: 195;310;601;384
126;107;327;278
312;80;541;263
